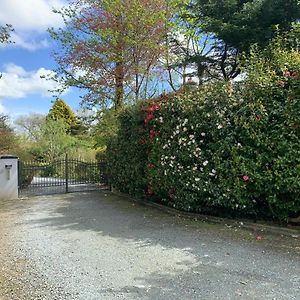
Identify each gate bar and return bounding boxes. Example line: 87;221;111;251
65;153;69;193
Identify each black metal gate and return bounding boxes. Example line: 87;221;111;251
18;155;109;197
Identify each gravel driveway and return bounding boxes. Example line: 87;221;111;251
0;191;299;300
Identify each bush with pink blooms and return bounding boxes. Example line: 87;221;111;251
107;32;300;222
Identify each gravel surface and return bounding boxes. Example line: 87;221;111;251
0;191;299;300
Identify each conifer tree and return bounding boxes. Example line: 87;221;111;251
47;99;78;131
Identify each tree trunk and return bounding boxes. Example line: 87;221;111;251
115;61;124;111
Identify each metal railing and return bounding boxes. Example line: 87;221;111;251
18;155;109;196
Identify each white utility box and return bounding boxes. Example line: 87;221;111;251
0;155;19;200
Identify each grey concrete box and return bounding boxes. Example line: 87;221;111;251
0;155;18;200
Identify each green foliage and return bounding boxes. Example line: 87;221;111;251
47;99;78;132
92;109;120;148
179;0;300;81
107;32;300;222
191;0;300;52
14;109;96;162
107;103;150;196
0;114;16;154
32;118;77;161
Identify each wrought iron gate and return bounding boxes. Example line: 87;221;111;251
18;155;109;197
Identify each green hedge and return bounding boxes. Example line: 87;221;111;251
107;35;300;222
107;103;149;197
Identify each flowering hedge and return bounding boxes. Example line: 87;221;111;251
107;35;300;221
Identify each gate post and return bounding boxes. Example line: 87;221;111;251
0;155;19;200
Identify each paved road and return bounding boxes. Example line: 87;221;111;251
0;192;299;300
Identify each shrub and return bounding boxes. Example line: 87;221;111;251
107;103;149;197
107;32;300;222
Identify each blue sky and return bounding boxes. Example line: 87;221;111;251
0;0;82;120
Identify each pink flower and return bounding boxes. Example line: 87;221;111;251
143;103;160;112
284;70;291;77
242;175;249;181
149;104;159;111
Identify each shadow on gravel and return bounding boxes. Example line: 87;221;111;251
22;191;299;251
18;191;300;300
22;191;232;247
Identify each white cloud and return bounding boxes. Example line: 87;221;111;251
0;63;65;99
8;33;50;51
0;0;65;50
0;0;65;32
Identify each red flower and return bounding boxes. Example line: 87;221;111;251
255;236;263;241
143;103;160;113
150;129;156;140
151;104;160;111
144;113;154;124
148;163;155;169
242;175;249;181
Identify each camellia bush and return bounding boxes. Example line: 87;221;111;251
107;32;300;222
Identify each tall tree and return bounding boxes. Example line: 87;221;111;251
0;114;15;154
186;0;300;80
15;113;45;142
47;99;78;129
165;11;215;89
34;119;76;161
49;0;169;111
